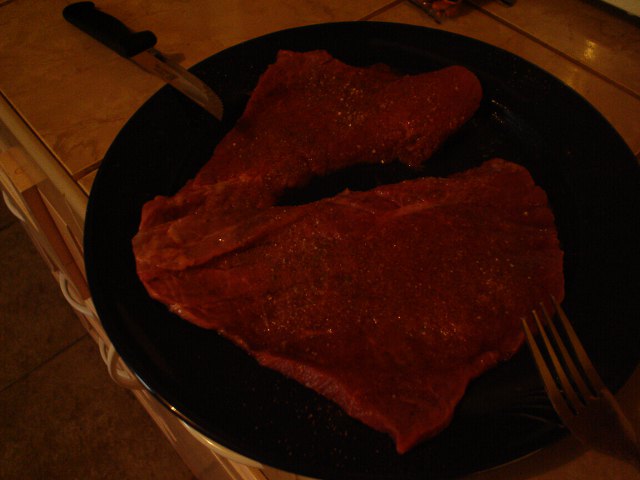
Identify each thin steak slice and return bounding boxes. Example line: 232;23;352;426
192;50;482;194
134;158;564;453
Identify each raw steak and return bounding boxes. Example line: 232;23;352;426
132;51;564;453
195;49;483;203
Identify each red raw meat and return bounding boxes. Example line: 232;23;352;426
132;51;564;453
193;50;482;195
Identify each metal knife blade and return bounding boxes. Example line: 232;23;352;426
62;2;223;120
132;48;223;120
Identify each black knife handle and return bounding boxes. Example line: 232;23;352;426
63;2;157;58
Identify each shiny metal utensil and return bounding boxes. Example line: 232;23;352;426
409;0;516;23
522;297;640;469
63;2;223;120
408;0;462;23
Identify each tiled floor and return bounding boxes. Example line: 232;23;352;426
0;200;195;479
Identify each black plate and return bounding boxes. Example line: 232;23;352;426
84;22;640;479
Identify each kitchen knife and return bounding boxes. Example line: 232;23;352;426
63;1;223;120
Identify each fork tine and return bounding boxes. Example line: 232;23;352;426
525;302;640;468
531;309;583;412
539;302;593;401
551;296;607;393
521;317;574;420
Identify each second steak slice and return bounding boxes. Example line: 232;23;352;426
134;159;564;453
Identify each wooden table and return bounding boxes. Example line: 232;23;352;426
1;1;638;478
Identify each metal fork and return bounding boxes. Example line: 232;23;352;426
522;297;640;469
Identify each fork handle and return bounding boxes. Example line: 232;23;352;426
590;390;640;471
